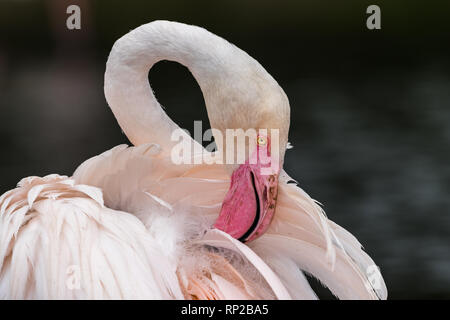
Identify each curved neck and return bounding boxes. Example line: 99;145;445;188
104;20;289;158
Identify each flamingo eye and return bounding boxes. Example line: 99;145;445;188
257;136;267;146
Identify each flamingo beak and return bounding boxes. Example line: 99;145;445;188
213;136;279;243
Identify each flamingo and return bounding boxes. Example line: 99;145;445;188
0;21;387;300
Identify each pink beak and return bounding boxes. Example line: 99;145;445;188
213;137;279;243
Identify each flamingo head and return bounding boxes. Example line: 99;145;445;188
214;134;280;243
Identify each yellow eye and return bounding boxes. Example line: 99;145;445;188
257;136;267;146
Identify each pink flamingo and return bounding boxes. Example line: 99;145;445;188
0;21;386;299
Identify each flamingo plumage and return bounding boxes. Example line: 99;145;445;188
0;21;387;300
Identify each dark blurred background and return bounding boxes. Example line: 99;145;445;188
1;0;449;299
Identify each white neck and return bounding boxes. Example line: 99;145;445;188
104;20;289;156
